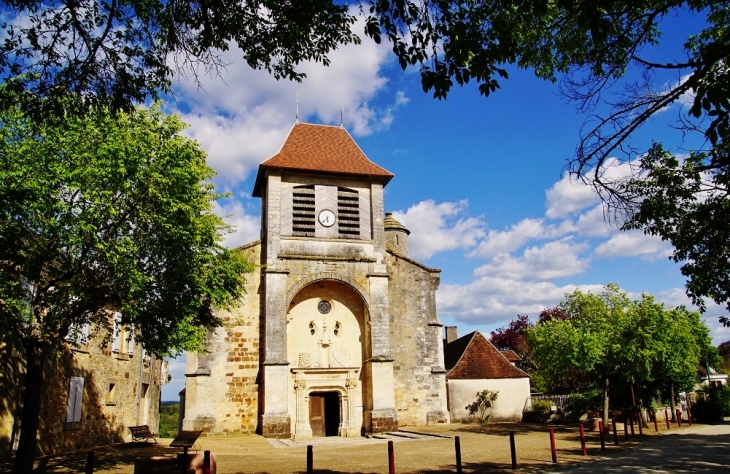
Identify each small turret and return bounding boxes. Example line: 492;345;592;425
384;212;410;256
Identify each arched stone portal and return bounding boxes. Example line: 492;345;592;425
287;280;368;440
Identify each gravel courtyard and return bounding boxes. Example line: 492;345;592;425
1;422;703;473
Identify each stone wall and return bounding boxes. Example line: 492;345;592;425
0;335;163;461
385;249;450;426
183;242;261;435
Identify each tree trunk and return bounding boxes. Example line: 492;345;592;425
670;383;676;422
603;376;610;429
13;340;44;474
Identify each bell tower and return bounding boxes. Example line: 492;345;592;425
252;122;398;438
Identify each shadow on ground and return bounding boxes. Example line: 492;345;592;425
0;442;178;473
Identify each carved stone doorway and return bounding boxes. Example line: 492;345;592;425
309;391;340;437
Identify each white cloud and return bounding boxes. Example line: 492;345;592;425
169;14;398;185
474;238;589;281
469;218;545;258
393;200;486;260
437;277;605;324
214;200;261;248
593;231;673;260
545;174;598;219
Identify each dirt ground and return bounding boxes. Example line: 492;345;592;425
1;421;700;473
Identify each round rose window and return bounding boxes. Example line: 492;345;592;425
317;300;332;314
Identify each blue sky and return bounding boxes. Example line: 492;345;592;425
161;9;729;400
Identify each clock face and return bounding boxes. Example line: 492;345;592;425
318;209;336;227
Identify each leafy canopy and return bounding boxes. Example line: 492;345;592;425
0;96;254;356
0;0;359;114
527;284;717;416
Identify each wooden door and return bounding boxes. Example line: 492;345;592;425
309;395;325;437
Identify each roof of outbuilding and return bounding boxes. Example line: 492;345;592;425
500;350;522;363
444;332;529;380
252;122;393;196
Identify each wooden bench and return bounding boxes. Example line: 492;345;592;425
129;425;158;443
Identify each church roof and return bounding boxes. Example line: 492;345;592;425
384;212;410;235
252;123;394;197
444;332;529;380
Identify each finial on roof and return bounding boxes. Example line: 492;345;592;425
340;106;343;127
295;94;299;123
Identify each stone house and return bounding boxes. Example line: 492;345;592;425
0;321;167;460
183;122;450;440
443;329;530;422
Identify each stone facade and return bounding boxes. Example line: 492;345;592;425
0;331;165;460
183;123;450;439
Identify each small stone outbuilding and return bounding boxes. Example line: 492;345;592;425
444;329;530;422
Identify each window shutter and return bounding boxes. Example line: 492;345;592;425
127;327;135;355
80;323;89;344
112;313;121;352
66;377;84;422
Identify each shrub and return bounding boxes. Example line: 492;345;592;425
691;385;730;423
159;403;180;438
528;399;553;414
568;390;603;412
466;389;499;423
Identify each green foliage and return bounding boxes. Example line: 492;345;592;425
0;93;254;472
465;389;499;423
691;385;730;423
526;284;716;422
623;144;730;319
0;0;358;115
0;95;254;356
568;390;604;413
159;403;181;438
527;399;553;415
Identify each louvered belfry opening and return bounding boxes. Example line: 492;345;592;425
338;187;360;239
292;185;315;236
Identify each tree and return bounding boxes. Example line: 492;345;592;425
0;96;254;473
3;2;729;319
719;340;730;374
489;314;532;357
622;144;730;317
0;0;359;114
538;306;569;324
368;0;730;323
527;284;717;426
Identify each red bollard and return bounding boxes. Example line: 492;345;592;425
579;424;587;456
85;451;94;474
307;445;313;474
549;428;557;463
676;409;683;427
665;409;671;429
598;420;605;451
455;436;462;473
509;432;517;469
612;419;619;446
688;410;693;426
653;411;659;432
388;440;395;474
203;451;211;474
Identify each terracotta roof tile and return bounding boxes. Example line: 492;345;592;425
253;123;393;196
500;350;522;363
444;332;529;380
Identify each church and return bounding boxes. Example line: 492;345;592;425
182;122;451;439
